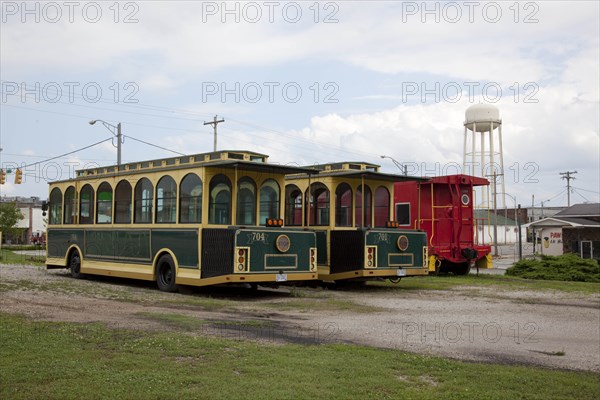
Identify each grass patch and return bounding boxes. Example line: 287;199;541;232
0;313;598;400
507;254;600;283
369;274;600;295
0;249;45;266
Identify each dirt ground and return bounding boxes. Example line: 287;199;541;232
1;263;599;373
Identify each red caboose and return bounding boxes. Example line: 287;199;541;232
394;174;492;274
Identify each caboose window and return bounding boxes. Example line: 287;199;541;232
396;203;411;226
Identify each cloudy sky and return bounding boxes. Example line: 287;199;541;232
1;0;599;208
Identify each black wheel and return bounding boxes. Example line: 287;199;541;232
454;262;471;276
69;251;83;279
156;254;178;292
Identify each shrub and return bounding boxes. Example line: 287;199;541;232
506;253;600;282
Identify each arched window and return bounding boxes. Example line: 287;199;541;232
335;183;352;227
96;182;113;224
285;184;303;226
179;173;202;223
156;176;177;223
374;186;390;228
134;178;153;223
49;187;62;225
355;184;372;227
306;183;330;226
236;177;256;225
63;186;76;224
209;174;231;225
259;179;280;224
114;180;133;224
79;184;94;224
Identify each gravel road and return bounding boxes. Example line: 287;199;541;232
1;263;598;372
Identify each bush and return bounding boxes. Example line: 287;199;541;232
506;253;600;282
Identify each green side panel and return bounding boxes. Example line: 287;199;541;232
47;229;85;258
315;231;328;265
114;231;151;261
365;230;427;269
235;229;316;273
85;230;151;261
151;229;199;268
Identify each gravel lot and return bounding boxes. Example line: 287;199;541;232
1;263;598;373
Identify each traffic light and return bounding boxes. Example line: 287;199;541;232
14;169;23;184
0;169;5;185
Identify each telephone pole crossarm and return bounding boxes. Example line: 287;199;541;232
559;170;577;207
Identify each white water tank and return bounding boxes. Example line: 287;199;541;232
465;104;501;132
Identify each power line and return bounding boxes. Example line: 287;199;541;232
123;135;186;156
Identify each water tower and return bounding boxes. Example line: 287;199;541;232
463;104;506;209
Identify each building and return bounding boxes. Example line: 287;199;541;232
523;203;600;260
0;196;46;244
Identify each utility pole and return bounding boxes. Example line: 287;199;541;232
204;115;225;152
559;171;577;207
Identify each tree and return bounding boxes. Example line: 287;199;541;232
0;202;24;240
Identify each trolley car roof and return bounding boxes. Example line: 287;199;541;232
52;150;318;183
287;161;427;182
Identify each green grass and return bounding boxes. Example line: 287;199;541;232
507;254;600;283
0;249;46;266
264;297;385;313
0;313;598;400
369;274;600;295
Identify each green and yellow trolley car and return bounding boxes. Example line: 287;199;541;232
285;161;429;282
45;150;318;291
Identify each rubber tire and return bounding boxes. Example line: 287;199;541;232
156;254;178;292
69;251;83;279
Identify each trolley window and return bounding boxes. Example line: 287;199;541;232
259;179;280;224
374;186;390;228
79;184;94;224
96;182;113;224
63;186;76;224
335;183;352;227
355;185;372;227
237;177;256;226
307;183;330;226
49;187;62;225
156;176;177;223
134;178;153;223
209;174;232;225
179;173;202;223
115;180;133;224
285;184;303;226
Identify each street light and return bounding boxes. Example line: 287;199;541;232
89;120;123;166
380;155;407;176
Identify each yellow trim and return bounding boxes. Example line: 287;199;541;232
82;260;155;280
46;257;67;267
387;252;414;267
320;268;428;281
184;272;318;287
